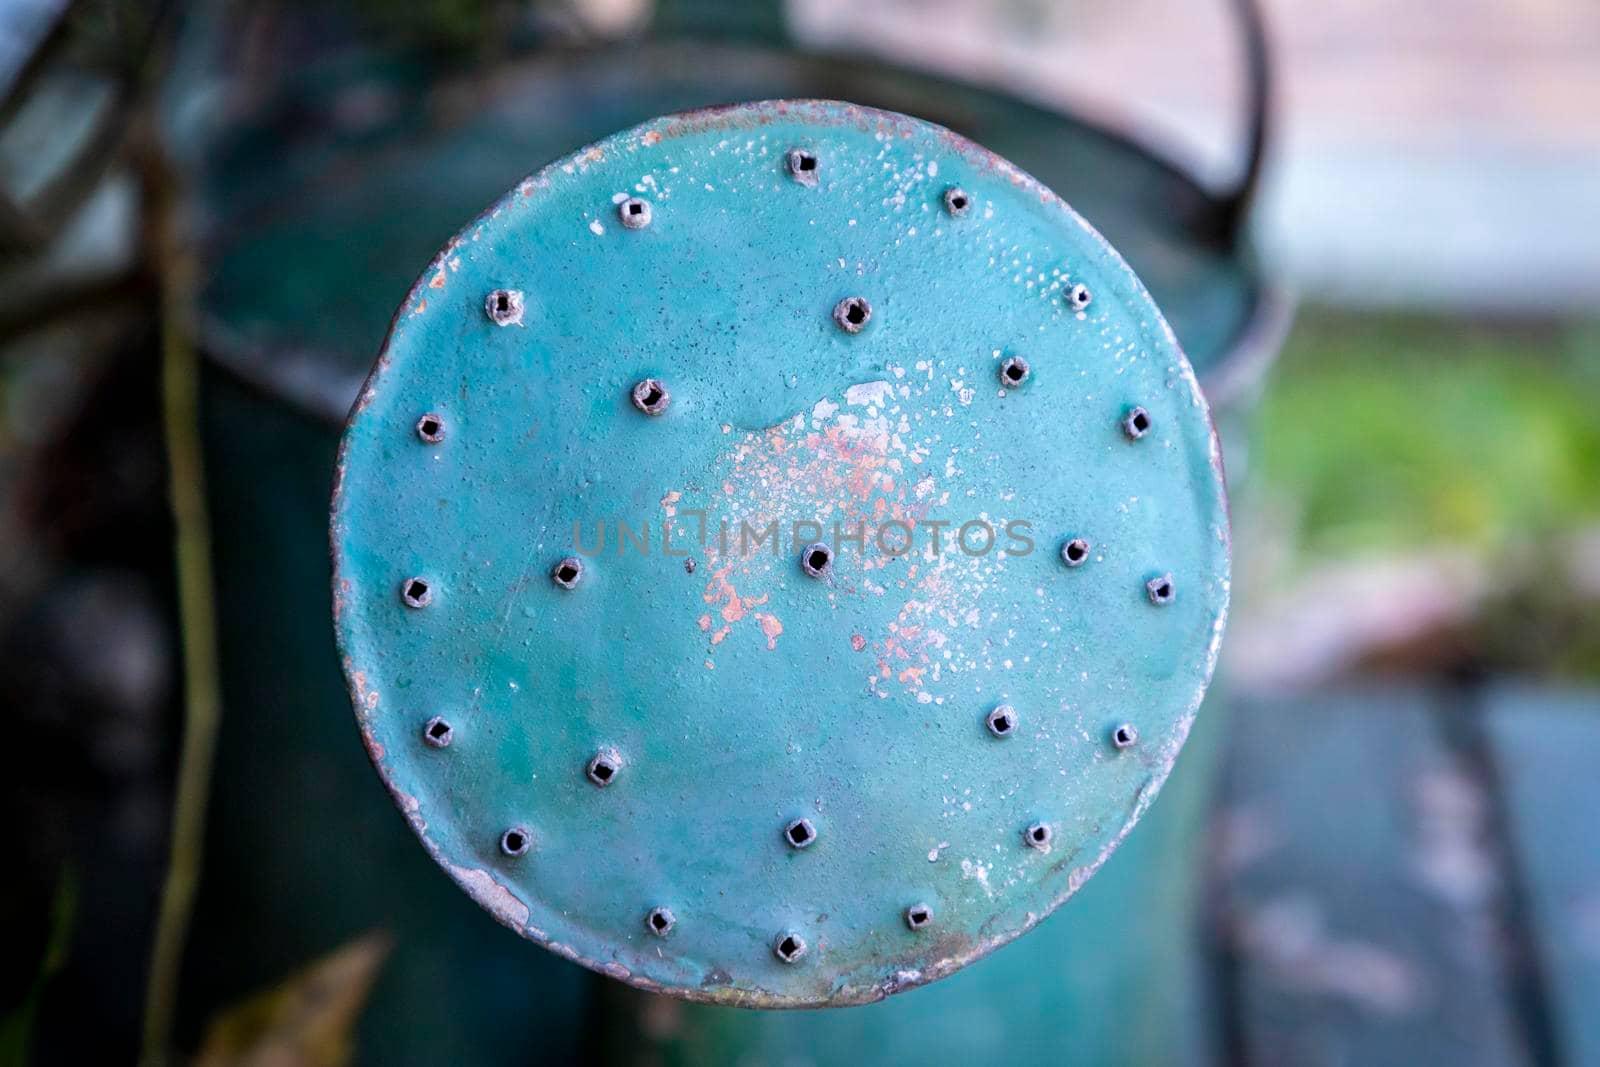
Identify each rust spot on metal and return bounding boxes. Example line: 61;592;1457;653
631;378;670;415
415;412;445;443
999;355;1031;387
832;296;871;334
551;556;584;590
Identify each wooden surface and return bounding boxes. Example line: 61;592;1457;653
1482;683;1600;1067
1208;682;1599;1066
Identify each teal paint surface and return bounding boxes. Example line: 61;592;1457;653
1213;686;1533;1066
330;101;1230;1006
603;702;1229;1062
200;43;1268;418
183;372;590;1062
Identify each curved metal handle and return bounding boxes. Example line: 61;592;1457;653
1221;0;1273;246
650;0;1273;244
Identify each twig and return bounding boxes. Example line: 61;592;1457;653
139;135;223;1067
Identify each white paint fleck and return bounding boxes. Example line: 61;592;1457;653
845;380;893;407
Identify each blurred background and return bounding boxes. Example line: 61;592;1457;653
1;0;1595;1064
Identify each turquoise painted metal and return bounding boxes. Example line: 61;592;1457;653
600;709;1227;1061
181;370;589;1061
195;43;1283;422
330;100;1231;1005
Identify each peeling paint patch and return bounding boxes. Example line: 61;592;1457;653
449;863;531;929
755;611;784;650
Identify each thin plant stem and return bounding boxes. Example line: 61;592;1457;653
140;140;222;1067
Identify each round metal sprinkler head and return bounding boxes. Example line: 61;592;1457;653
330;101;1229;1008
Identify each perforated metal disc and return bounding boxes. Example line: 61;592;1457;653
331;100;1230;1007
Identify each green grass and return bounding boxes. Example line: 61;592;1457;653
1256;311;1600;559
